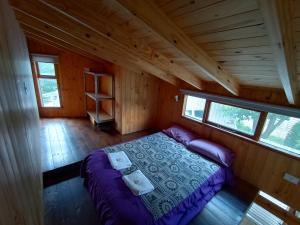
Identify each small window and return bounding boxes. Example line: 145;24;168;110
183;95;206;121
32;56;61;108
260;113;300;155
207;102;260;135
37;62;56;76
38;78;60;107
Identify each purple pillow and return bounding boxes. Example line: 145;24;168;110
163;125;198;146
188;139;234;167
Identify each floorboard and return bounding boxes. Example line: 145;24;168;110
42;118;250;224
44;177;249;225
40;118;153;172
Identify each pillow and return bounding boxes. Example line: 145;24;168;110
188;139;234;167
163;125;198;146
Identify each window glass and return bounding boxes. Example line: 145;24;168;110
208;102;260;135
183;96;206;121
260;113;300;155
38;78;60;107
38;62;55;76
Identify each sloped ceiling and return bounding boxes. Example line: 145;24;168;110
10;0;299;104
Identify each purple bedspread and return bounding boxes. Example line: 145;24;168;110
81;150;231;225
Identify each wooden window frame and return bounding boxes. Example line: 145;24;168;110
181;94;300;158
206;100;263;139
182;94;263;138
32;61;62;109
182;95;206;122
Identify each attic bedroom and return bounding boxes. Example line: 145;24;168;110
1;0;300;225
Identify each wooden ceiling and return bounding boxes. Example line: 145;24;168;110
10;0;300;104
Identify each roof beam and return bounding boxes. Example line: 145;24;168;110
16;11;152;78
41;0;203;90
22;25;111;64
259;0;298;104
10;0;179;86
116;0;239;95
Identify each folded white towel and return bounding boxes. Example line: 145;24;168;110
107;151;132;170
122;170;155;196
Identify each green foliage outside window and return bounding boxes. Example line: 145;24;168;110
284;122;300;150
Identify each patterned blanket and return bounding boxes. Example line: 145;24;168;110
104;132;220;220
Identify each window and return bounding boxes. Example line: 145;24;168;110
37;62;56;76
183;95;206;121
32;55;61;108
260;113;300;155
207;102;260;135
181;92;300;157
258;191;290;211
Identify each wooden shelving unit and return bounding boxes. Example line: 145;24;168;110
84;68;115;125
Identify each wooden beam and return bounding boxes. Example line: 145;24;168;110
10;0;179;86
19;17;180;87
17;12;142;74
41;0;203;90
116;0;239;95
259;0;298;104
23;27;107;64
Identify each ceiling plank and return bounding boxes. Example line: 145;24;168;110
43;0;202;89
258;0;298;104
10;0;180;87
17;13;146;75
16;11;180;86
23;26;113;64
41;0;203;90
116;0;239;95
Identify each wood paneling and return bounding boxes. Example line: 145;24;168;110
115;66;160;134
259;0;298;104
27;39;113;118
117;0;239;95
290;0;300;96
9;0;300;98
150;0;285;89
41;0;203;90
0;0;42;224
156;81;300;210
11;0;181;87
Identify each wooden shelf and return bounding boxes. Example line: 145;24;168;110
85;92;113;101
84;71;112;77
84;67;115;126
87;110;114;124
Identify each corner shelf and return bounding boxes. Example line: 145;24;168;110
85;92;114;101
84;68;115;126
87;110;114;124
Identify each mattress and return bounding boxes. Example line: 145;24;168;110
81;132;232;225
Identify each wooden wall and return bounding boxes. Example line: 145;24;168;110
27;38;113;117
115;66;160;134
156;81;300;210
0;0;42;224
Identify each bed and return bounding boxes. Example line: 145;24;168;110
81;131;233;225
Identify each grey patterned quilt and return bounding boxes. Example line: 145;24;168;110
104;132;220;220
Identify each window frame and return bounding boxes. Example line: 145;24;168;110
32;59;62;109
205;100;263;138
182;95;206;122
181;94;300;158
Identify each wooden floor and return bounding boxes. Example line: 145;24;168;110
40;118;153;172
42;118;249;225
44;177;249;225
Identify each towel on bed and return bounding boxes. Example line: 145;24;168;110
122;170;155;196
107;151;132;170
